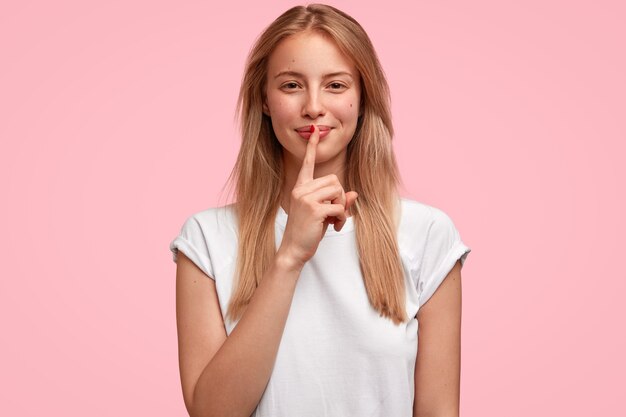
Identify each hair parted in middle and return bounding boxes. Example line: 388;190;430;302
223;3;408;325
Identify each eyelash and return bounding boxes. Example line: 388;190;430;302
281;82;346;91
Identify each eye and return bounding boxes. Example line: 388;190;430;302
281;82;300;90
328;82;347;91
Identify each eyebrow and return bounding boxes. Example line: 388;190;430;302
273;70;354;79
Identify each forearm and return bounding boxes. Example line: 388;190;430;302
190;251;302;417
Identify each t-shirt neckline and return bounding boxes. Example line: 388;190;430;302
276;204;355;236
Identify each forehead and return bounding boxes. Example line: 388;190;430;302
267;31;357;77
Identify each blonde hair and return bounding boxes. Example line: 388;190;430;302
224;3;407;325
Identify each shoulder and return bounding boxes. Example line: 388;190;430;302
397;197;461;257
398;197;451;234
187;202;237;222
181;203;238;234
174;203;239;252
171;203;239;278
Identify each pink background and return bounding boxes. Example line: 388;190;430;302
1;0;624;415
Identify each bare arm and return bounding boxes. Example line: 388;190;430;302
177;126;357;417
176;250;302;417
413;260;463;417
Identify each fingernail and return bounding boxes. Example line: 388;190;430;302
309;124;315;133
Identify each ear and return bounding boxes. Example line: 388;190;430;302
262;98;271;116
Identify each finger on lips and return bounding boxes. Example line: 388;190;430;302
296;124;319;185
293;124;357;232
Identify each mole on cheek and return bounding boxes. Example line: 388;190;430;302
350;104;353;107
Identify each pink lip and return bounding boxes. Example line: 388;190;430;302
295;125;332;140
297;128;331;140
295;125;331;132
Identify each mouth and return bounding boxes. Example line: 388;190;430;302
295;125;332;140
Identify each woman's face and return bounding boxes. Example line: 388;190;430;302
263;30;361;167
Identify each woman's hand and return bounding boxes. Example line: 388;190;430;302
277;124;358;270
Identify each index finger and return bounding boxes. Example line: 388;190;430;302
295;124;319;185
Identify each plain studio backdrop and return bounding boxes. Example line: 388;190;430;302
1;0;624;415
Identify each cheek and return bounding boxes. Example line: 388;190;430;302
269;98;298;123
334;97;360;121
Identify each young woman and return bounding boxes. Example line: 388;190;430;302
170;4;471;417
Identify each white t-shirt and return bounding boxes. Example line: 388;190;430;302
169;197;471;417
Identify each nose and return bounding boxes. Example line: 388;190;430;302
302;90;325;119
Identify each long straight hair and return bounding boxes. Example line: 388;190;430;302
224;4;407;325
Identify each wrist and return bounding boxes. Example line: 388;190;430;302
274;247;305;274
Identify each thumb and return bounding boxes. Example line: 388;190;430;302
344;191;359;216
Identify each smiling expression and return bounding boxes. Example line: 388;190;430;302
263;30;362;168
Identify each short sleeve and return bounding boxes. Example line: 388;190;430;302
169;215;215;279
417;207;471;308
